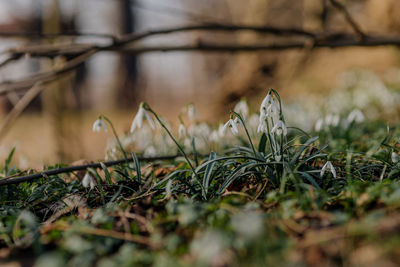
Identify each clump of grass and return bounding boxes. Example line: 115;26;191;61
1;88;400;266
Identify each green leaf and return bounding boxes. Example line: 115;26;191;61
4;147;15;175
258;133;267;153
289;136;319;166
100;162;112;184
297;171;321;189
203;152;217;196
131;152;141;183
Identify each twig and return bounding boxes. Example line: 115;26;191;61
0;154;182;186
328;0;366;40
1;33;400;96
0;49;96;95
116;23;316;44
0;82;44;139
0;31;116;40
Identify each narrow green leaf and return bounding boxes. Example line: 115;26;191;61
203;151;217;195
258;133;267;153
131;152;141;183
100;162;112;184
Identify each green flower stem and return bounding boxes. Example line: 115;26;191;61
102;115;128;162
232;111;256;157
144;104;206;198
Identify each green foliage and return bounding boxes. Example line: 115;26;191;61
1;90;400;266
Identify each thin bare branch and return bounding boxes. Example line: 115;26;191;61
0;31;116;40
0;49;97;95
328;0;365;40
0;82;44;139
116;23;316;45
0;154;182;186
1;34;400;96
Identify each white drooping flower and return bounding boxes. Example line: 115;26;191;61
347;109;365;124
221;118;239;136
314;118;324;132
266;102;279;118
178;123;187;138
271;120;287;136
257;114;267;133
130;103;155;133
143;146;157;157
392;152;399;164
260;94;273;115
234;100;249;118
320;161;336;179
210;130;220;142
92;118;107;132
82;173;96;190
187;103;198;121
325;114;340;127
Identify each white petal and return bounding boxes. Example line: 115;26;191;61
92;119;107;132
82;173;95;189
220;121;230;136
392;152;399;164
234;100;249;118
178;124;186;138
230;119;239;135
143;109;155;129
315;119;324;132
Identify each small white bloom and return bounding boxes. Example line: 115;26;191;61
187;104;198;121
347;109;365;124
331;114;340;127
325;114;334;126
221;118;239;136
144;146;157;157
257;114;267;133
266;102;279;118
315;118;324;132
271;120;287;136
392;152;399;164
274;154;282;162
210;130;220;142
82;173;95;190
260;94;273;115
234;100;249;118
130;104;155;133
178;123;187;138
320;161;336;178
92;118;107;132
218;123;225;137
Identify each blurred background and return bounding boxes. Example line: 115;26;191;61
0;0;400;168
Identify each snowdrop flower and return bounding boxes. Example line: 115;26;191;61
260;94;273;115
320;161;336;178
392;152;399;164
271;120;287;136
257;115;267;133
314;118;324;132
274;154;282;162
325;114;340;127
234;100;249;118
92;118;107;132
266;102;279;118
331;114;340;127
221;117;239;136
187;103;198;121
347;109;365;124
178;123;187;138
130;102;155;133
82;173;95;190
218;123;225;137
210;130;220;142
143;146;157;157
